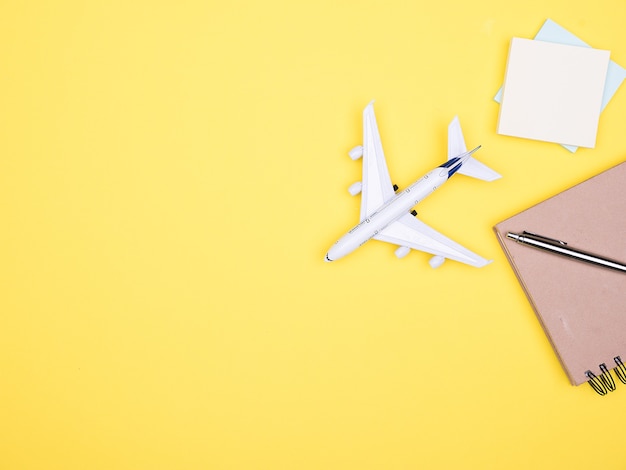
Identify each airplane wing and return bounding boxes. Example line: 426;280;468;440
448;116;501;182
360;102;396;220
374;212;492;267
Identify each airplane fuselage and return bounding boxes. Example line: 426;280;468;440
325;166;450;262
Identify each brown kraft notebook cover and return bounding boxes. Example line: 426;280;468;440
494;162;626;386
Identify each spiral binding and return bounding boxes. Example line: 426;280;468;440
586;370;608;396
586;357;626;396
614;356;626;384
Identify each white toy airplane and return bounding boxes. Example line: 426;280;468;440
325;102;501;268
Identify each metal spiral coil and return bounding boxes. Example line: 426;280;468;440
614;356;626;384
585;359;625;396
599;363;616;392
586;370;608;396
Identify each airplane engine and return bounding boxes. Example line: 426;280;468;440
429;255;445;269
348;182;362;196
348;145;363;160
394;246;411;259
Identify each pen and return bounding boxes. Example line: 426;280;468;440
506;231;626;273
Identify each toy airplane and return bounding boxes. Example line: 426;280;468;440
325;102;501;268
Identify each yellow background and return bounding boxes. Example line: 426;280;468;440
1;1;625;468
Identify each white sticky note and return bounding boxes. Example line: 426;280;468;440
497;37;610;148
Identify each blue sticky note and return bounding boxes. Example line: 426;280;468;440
495;19;626;152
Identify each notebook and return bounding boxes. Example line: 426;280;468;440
493;162;626;390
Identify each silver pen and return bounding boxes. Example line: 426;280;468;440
506;231;626;273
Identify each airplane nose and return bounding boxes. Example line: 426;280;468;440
325;253;333;262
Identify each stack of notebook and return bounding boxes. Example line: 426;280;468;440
494;162;626;392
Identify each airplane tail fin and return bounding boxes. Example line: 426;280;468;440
447;116;502;182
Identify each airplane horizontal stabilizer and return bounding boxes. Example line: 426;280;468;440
447;116;501;182
456;157;501;182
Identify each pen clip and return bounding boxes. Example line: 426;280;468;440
522;231;568;246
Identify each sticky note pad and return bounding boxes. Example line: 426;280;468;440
497;37;610;148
